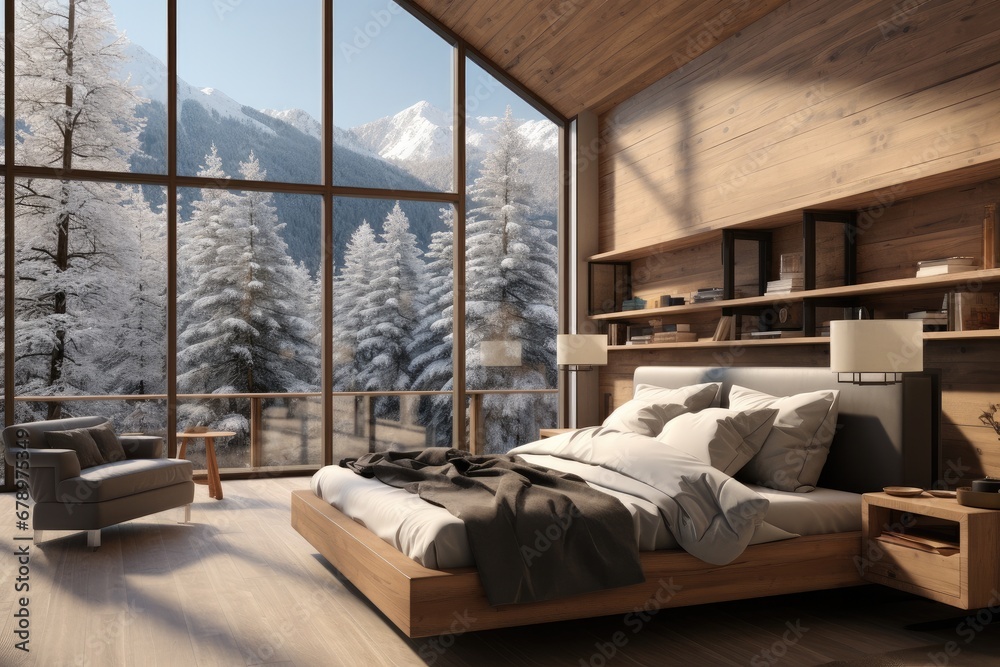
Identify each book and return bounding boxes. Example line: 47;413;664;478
712;316;734;341
876;531;959;556
916;264;977;277
650;332;698;343
985;203;999;270
747;330;804;339
917;256;977;268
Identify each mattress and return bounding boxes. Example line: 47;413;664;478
310;456;862;570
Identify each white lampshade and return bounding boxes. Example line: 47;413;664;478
830;320;923;383
557;334;608;368
480;340;522;367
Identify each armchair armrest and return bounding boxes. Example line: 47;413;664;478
17;449;82;504
121;436;163;459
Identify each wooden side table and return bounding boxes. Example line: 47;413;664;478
539;428;576;439
861;492;1000;609
176;431;235;500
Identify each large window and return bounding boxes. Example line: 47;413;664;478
0;0;563;486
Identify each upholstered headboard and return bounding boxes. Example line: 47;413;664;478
632;366;938;493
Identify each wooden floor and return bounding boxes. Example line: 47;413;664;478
2;478;1000;666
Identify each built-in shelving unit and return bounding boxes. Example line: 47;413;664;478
609;329;1000;352
592;268;1000;322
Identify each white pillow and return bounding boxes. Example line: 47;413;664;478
655;407;778;476
633;382;721;407
729;385;840;492
602;382;721;437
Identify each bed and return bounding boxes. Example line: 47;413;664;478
291;366;936;637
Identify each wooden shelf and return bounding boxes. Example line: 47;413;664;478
610;337;831;351
608;330;1000;352
592;268;1000;322
589;229;723;263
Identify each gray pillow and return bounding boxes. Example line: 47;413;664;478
87;422;126;463
602;382;721;437
730;385;840;492
45;428;107;470
655;407;778;476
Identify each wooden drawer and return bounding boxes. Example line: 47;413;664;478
865;540;960;599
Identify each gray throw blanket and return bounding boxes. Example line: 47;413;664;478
342;447;645;606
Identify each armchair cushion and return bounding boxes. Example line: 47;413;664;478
87;423;126;463
45;429;106;469
57;458;194;504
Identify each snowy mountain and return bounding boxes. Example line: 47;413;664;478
116;41;558;270
351;101;559;201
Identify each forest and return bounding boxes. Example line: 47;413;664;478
1;0;558;457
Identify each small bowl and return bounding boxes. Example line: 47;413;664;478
883;486;925;497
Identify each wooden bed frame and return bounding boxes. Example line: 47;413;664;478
291;366;936;637
292;490;861;637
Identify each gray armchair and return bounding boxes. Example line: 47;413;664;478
3;417;194;548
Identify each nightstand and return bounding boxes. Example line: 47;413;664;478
861;492;1000;609
538;428;576;438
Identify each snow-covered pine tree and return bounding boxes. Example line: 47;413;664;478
356;202;425;419
465;107;558;452
332;220;380;392
408;207;455;445
12;0;149;420
97;187;168;431
177;151;319;436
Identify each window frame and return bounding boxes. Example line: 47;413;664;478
0;0;568;490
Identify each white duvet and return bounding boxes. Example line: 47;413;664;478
509;426;769;566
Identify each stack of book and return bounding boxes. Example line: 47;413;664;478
651;331;698;344
766;253;805;294
692;287;725;303
908;309;948;332
621;297;647;311
625;324;653;345
915;257;977;277
764;276;804;295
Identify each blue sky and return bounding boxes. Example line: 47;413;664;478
106;0;545;128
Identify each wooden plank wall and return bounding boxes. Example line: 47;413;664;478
597;0;1000;253
608;179;1000;485
595;0;1000;484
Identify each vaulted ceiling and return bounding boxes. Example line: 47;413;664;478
409;0;790;120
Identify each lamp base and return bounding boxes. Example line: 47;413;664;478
836;372;904;385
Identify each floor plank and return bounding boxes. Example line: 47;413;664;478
3;479;1000;666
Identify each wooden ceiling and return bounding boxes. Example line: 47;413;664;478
409;0;790;120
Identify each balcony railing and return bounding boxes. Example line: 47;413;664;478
5;388;558;474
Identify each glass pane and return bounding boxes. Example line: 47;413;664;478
176;397;249;470
464;62;559;452
0;178;4;486
332;198;453;438
474;392;557;455
13;179;167;422
177;0;322;184
177;175;322;432
334;0;454;191
15;0;166;174
0;8;5;159
331;394;451;460
261;396;322;467
25;399;168;438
